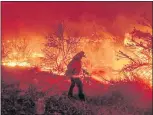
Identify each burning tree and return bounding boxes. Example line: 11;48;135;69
2;37;32;66
2;39;12;59
43;22;80;74
117;26;152;85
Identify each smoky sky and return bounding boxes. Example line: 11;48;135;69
2;2;152;39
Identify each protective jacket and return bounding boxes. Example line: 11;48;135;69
65;51;85;78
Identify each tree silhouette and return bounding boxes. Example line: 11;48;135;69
117;25;152;82
2;37;32;64
43;22;80;74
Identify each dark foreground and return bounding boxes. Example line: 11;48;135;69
1;66;152;115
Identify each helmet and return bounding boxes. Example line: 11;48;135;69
73;51;86;60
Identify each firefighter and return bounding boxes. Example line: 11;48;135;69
65;51;86;101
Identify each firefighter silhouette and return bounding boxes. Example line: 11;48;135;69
65;51;86;101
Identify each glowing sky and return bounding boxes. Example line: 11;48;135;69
2;2;152;40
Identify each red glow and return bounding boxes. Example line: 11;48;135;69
2;2;152;85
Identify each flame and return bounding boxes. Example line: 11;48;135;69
2;26;152;87
3;61;31;67
123;32;152;86
31;52;44;58
124;33;133;45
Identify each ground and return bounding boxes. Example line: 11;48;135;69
1;66;152;115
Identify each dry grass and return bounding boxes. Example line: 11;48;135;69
1;66;152;115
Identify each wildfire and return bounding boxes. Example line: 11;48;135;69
2;29;152;87
31;52;44;58
2;61;31;67
124;33;133;45
123;32;152;86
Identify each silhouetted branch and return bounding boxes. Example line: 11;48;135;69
117;50;136;63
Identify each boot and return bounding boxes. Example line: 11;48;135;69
79;93;85;101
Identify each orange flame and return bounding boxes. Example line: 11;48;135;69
2;29;152;87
